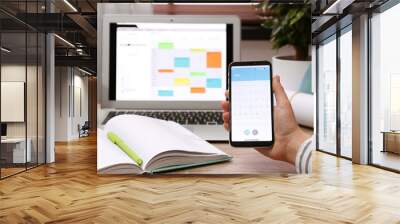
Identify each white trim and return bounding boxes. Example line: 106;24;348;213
323;0;355;15
46;32;56;163
77;67;93;76
54;34;75;48
0;47;11;53
63;0;78;12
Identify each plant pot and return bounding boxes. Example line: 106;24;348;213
272;56;311;92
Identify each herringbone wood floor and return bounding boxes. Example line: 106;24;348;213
1;135;400;223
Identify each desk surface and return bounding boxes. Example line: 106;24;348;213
381;131;400;134
1;138;26;143
170;143;296;174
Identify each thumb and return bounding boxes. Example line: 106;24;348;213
272;76;290;105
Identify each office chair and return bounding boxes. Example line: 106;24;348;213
79;121;90;138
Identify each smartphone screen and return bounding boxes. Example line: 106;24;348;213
229;61;274;147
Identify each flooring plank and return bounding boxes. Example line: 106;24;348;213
0;135;399;223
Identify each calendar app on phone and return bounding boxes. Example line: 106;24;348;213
230;65;273;142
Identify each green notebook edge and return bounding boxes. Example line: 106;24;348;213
148;156;233;174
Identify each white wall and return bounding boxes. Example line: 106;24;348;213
240;40;295;62
1;82;25;122
1;65;39;138
55;67;69;141
1;63;46;164
71;74;89;138
55;67;89;141
1;65;26;131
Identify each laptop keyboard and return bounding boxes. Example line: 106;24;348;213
102;110;224;125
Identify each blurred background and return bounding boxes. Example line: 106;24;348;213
0;0;308;179
312;0;400;171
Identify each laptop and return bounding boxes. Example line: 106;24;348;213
98;15;241;141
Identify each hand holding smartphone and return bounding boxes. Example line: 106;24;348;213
228;61;274;147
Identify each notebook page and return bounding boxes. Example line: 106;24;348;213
97;128;140;170
104;115;184;164
104;115;228;168
164;121;228;155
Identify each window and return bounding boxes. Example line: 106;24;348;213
370;2;400;171
339;27;352;158
316;24;353;159
0;1;47;179
317;36;337;154
1;26;28;178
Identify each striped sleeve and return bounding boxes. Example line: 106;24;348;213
295;137;314;174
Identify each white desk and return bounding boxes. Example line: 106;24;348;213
1;138;31;163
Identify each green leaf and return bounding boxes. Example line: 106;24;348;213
259;0;311;60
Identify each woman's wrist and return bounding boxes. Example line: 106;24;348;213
285;128;311;165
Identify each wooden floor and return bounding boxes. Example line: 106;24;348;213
1;135;400;223
1;167;26;178
372;151;400;171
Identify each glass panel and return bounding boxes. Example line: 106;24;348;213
26;0;39;169
371;4;400;171
38;32;45;165
27;30;38;169
339;28;352;158
1;30;28;177
35;0;46;165
318;36;337;154
0;1;46;178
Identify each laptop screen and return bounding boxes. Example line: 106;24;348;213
1;123;7;137
109;22;232;101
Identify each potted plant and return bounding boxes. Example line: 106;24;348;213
259;1;311;92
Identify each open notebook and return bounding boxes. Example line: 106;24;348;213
97;115;232;174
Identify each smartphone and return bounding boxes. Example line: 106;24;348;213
228;61;274;147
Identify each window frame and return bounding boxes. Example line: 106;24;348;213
315;18;353;160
